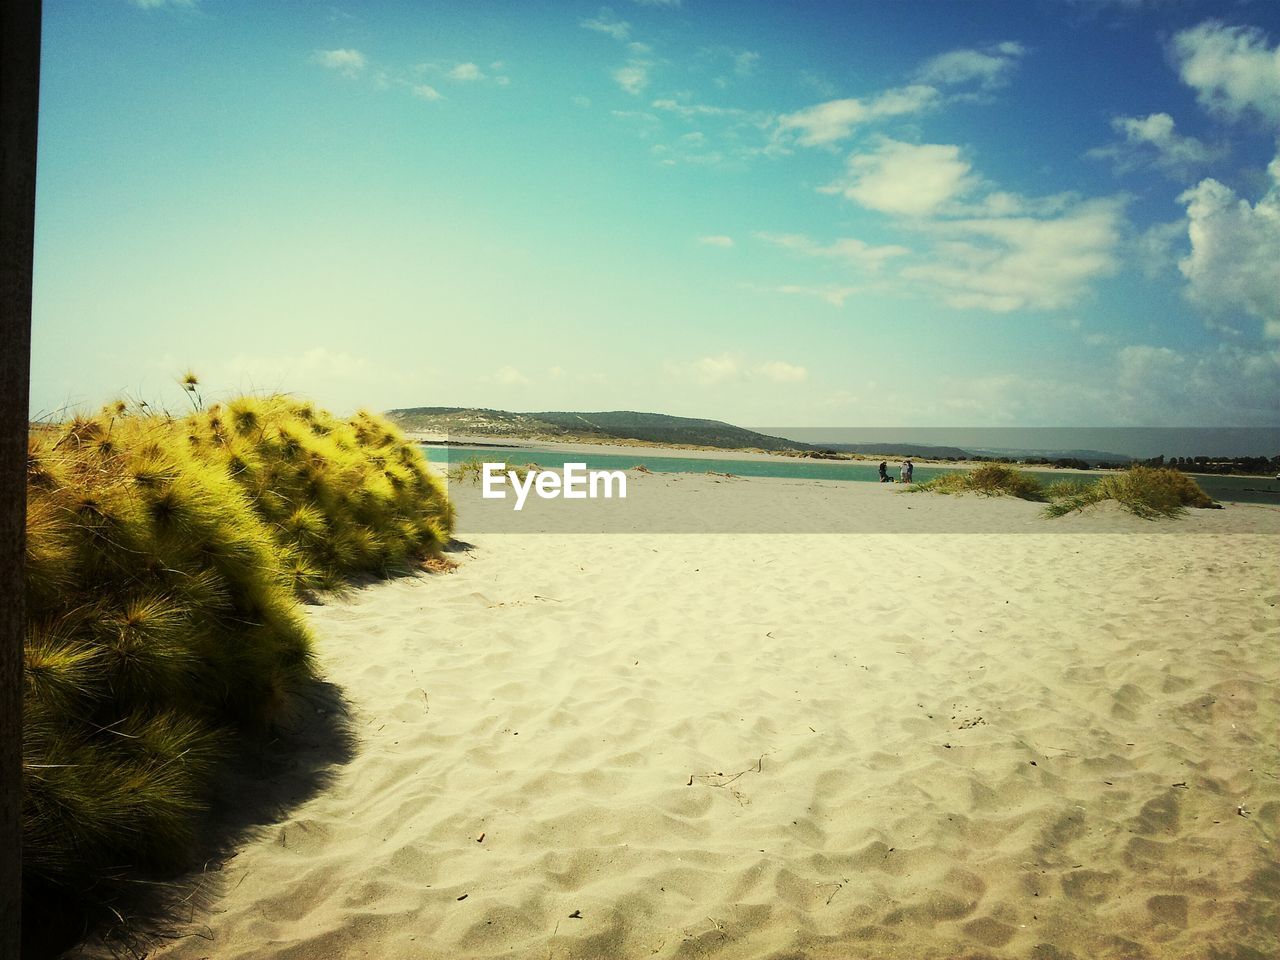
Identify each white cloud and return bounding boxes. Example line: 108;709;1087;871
1178;154;1280;338
832;139;976;217
226;347;373;385
1113;342;1280;421
764;284;862;308
652;98;739;118
900;199;1124;312
312;48;367;77
1135;219;1187;277
412;84;444;101
754;232;909;271
733;50;760;77
448;62;484;81
776;86;937;147
698;235;734;247
1171;21;1280;124
614;61;651;95
757;361;808;383
489;365;531;386
916;41;1026;89
690;354;740;385
1089;112;1221;178
581;8;632;41
672;355;810;386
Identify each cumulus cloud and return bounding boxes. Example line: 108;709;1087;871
1178;155;1280;338
757;361;808;383
754;232;910;271
673;355;810;385
689;355;740;385
412;84;444;101
830;139;976;217
732;50;760;77
614;60;651;95
764;284;863;308
899;199;1124;312
489;365;531;386
698;235;734;247
226;348;373;386
581;8;632;41
312;48;367;76
775;86;938;147
915;41;1026;89
652;98;740;118
1114;342;1280;422
448;62;484;81
1089;112;1222;178
1171;21;1280;124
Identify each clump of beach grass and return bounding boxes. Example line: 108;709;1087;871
23;394;453;923
447;456;534;484
908;463;1045;501
1042;466;1217;519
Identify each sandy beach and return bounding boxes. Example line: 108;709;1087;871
136;475;1279;960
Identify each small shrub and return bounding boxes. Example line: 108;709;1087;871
23;395;454;918
1043;466;1217;519
447;455;533;484
908;463;1044;501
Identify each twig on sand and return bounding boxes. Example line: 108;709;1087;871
688;754;770;805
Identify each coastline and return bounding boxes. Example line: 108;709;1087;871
408;433;1280;480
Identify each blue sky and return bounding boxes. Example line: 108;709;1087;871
30;0;1280;427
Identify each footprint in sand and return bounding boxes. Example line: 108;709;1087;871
1060;868;1119;903
1146;894;1188;927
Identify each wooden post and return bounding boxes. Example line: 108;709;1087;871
1;2;41;956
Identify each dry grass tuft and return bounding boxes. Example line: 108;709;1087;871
23;394;454;920
908;463;1045;501
1043;466;1218;519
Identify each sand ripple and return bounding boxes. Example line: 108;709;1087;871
147;517;1279;959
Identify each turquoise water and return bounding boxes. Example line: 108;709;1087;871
423;445;1280;505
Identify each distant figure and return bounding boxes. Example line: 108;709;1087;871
905;459;914;484
878;461;890;482
899;460;909;483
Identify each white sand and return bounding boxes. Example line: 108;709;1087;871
147;477;1280;960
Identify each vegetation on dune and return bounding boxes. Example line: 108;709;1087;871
907;463;1047;501
447;455;534;483
1042;466;1218;519
909;463;1218;519
23;391;453;921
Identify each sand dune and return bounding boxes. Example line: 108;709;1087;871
142;476;1279;960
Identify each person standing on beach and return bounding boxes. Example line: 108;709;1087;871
879;461;889;482
899;460;908;483
905;459;914;484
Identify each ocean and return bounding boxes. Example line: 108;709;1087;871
422;445;1280;506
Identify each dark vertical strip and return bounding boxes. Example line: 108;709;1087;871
0;2;41;956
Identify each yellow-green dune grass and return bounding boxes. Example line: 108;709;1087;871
23;397;453;916
909;463;1217;519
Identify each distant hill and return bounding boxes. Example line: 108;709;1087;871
968;447;1133;465
824;442;972;460
384;407;811;452
384;407;1138;463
